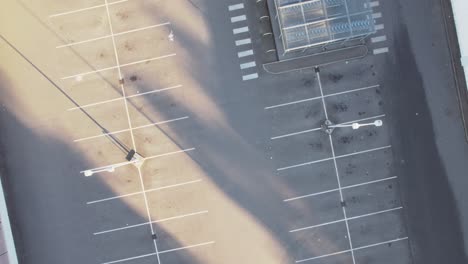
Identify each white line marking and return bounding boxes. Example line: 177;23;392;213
373;47;389;55
228;3;244;11
372;12;382;19
240;61;256;69
278;156;333;171
57;35;109;49
265;85;380;110
295;237;408;263
233;26;249;34
103;0;136;152
101;252;157;264
105;1;161;261
68;85;181;111
94;210;208;235
235;38;252;46
290;207;403;233
370;1;380;7
56;22;170;48
271;127;322;140
277;145;392;171
238;49;254;58
242;73;259;81
371;35;387;43
231;15;247;23
375;24;384;31
284;188;339;202
337;145;392;159
284;176;397;202
87;179;202;205
340;176;397;189
317;71;356;264
61;54;176;80
159;241;215;254
354;237;408;251
82;148;195;174
49;0;128;18
74;116;189;142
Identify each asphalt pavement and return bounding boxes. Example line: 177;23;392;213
0;0;467;263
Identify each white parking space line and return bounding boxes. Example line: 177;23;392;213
277;156;333;171
264;85;380;110
290;206;403;233
68;85;182;111
94;210;208;235
61;54;176;80
87;179;202;205
231;15;247;23
369;1;380;7
228;3;244;11
240;61;256;69
81;148;195;175
375;24;384;31
284;176;397;202
159;241;215;254
284;188;339;202
296;237;409;263
235;38;252;46
102;241;215;264
238;49;254;58
276;142;391;171
101;252;157;264
57;22;171;48
233;26;249;34
49;0;128;18
74;116;189;142
317;71;356;264
371;35;387;43
242;73;259;81
337;145;391;159
57;35;109;49
372;12;382;19
373;47;389;55
271;127;322;140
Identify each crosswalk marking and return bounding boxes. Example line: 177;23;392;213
370;1;380;7
228;3;244;11
236;38;252;46
240;61;256;69
371;35;387;43
231;15;247;23
373;47;389;55
375;24;384;31
233;26;249;34
372;12;382;19
238;49;254;58
242;73;259;81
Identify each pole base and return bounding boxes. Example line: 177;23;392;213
321;119;335;135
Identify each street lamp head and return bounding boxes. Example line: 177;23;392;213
374;120;383;127
84;170;93;177
351;123;360;129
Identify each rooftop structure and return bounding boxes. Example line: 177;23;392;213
273;0;376;52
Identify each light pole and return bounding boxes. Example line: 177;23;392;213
83;152;144;176
322;119;383;134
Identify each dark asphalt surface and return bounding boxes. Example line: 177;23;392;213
381;0;468;263
0;0;468;263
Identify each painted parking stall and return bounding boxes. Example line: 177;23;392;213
49;0;214;263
